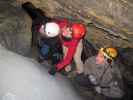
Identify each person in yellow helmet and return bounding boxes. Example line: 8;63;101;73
96;47;118;65
75;47;124;99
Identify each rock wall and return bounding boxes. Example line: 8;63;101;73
0;0;133;53
16;0;133;48
0;0;32;56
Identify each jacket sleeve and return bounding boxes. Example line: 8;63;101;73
55;41;78;71
101;65;124;98
63;40;77;47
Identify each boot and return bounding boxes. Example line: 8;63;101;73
48;67;57;76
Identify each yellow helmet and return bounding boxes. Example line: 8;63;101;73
100;47;118;60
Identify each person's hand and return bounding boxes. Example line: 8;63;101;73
65;65;71;72
39;25;45;34
88;75;97;85
95;86;102;94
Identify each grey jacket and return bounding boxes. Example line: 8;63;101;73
84;56;124;98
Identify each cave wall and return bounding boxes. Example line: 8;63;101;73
0;0;133;56
0;0;32;56
16;0;133;48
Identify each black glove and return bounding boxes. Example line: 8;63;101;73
48;67;57;76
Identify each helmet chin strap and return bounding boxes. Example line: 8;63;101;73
107;58;112;64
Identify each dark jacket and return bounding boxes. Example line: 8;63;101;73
22;2;63;64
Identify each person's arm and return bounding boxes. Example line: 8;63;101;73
63;40;77;46
100;65;124;98
55;41;78;71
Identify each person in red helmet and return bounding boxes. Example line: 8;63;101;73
49;21;87;75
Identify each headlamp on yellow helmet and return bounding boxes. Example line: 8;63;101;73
100;47;118;60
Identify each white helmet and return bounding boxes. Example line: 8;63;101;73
45;22;60;37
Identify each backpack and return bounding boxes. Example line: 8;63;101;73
81;39;97;63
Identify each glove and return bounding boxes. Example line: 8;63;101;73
88;74;98;85
95;86;102;94
48;67;57;75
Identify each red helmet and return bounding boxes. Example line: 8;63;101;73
71;23;86;39
56;19;69;28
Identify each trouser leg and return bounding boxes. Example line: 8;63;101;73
74;39;84;74
63;46;72;72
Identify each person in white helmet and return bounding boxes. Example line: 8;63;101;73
22;2;63;65
38;22;63;64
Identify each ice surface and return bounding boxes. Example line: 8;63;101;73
0;45;83;100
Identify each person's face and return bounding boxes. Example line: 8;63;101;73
39;25;51;38
39;25;46;36
62;27;72;38
96;51;106;64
